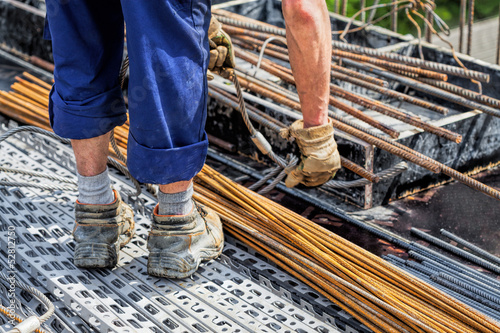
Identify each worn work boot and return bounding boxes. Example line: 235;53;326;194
147;202;224;278
73;190;135;268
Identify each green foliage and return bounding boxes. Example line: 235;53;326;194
325;0;500;36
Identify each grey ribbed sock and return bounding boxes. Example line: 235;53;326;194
158;183;194;215
77;167;115;205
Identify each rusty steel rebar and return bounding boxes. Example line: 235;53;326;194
329;118;440;173
416;77;500;109
0;91;48;117
332;49;448;81
341;157;380;183
237;73;400;139
22;72;52;90
330;68;450;115
217;10;491;83
9;91;47;110
234;47;400;138
237;76;301;110
0;96;50;129
234;34;389;88
233;47;294;83
228;79;385;183
235;69;301;103
214;9;279;30
424;5;433;43
10;83;49;107
360;0;366;23
329;85;462;143
467;0;475;56
332;65;389;87
327;96;401;139
15;77;50;97
391;0;398;32
234;34;449;116
237;46;461;143
208;87;284;134
231;37;257;51
326;109;500;201
497;7;500;65
329;41;490;83
343;59;500;118
459;0;467;53
343;113;500;200
210;83;287;128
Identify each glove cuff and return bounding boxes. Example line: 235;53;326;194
208;16;222;39
290;119;334;140
282;119;335;149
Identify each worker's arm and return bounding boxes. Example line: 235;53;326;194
281;0;341;188
208;3;340;188
282;0;331;128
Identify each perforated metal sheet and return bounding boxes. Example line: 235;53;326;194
0;124;364;333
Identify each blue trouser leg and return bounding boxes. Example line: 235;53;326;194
122;0;211;184
45;0;211;184
45;0;127;140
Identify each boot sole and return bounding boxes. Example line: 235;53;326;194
74;219;136;269
147;243;223;279
74;242;120;268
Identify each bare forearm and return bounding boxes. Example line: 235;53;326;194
282;0;331;128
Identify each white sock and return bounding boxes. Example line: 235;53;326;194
77;167;115;205
158;183;194;215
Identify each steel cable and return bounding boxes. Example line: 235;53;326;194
0;271;54;333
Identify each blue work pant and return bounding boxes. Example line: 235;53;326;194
44;0;211;184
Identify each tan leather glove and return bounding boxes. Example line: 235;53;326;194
208;16;235;80
280;119;341;188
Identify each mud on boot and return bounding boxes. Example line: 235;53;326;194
147;202;224;279
73;190;135;268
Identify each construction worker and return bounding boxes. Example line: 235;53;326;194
44;0;340;278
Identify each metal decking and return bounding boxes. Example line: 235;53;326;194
0;124;367;333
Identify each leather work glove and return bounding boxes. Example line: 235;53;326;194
280;119;341;188
208;15;235;80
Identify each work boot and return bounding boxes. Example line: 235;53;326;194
147;202;224;279
73;190;135;268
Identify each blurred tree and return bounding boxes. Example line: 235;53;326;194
326;0;499;36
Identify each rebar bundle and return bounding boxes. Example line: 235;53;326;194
1;72;500;333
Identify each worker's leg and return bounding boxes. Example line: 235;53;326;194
45;0;134;268
72;133;114;205
121;0;223;278
45;0;126;203
282;0;331;128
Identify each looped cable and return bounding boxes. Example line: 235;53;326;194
248;155;298;194
0;271;54;333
